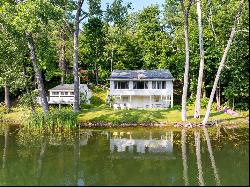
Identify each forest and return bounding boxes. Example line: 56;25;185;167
0;0;249;125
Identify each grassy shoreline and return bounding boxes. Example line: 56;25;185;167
0;105;248;128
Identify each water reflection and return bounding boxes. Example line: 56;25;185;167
109;131;173;154
181;129;189;186
194;130;205;186
0;125;248;186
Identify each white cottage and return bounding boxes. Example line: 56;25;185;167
37;84;92;106
108;70;174;109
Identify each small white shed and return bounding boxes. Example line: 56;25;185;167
37;84;92;106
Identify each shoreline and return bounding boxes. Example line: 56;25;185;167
1;116;248;129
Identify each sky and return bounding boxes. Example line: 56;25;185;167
100;0;166;12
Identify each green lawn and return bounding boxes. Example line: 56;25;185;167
78;104;248;125
0;104;248;126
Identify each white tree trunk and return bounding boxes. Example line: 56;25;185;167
73;0;84;112
202;0;244;125
180;0;192;121
4;80;10;113
194;0;205;118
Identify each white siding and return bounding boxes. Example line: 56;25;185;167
109;80;174;109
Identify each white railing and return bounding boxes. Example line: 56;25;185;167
109;89;172;96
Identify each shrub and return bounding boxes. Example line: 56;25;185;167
187;97;195;106
235;102;248;111
90;96;104;105
200;97;209;108
26;108;78;129
172;104;181;110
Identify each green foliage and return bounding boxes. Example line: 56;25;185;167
235;103;249;111
172;104;181;110
187;97;195;106
200;97;210;109
26;108;78;129
17;90;39;109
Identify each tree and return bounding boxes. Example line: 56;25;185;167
194;0;205;118
180;0;193;121
202;0;245;125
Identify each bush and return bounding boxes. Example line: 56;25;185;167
90;96;104;105
172;104;181;110
200;97;209;108
187;97;195;106
235;102;248;111
26;108;78;129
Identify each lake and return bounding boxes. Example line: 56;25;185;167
0;124;249;186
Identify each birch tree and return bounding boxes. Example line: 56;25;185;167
73;0;85;112
194;0;205;118
180;0;193;121
203;0;245;125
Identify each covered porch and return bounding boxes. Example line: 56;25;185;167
111;94;173;109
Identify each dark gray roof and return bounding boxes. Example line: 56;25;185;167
49;84;74;91
109;70;174;80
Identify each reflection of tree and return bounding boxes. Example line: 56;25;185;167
73;131;81;186
203;128;221;186
194;130;205;186
181;129;189;186
2;125;9;169
37;135;47;186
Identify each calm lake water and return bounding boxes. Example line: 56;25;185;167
0;124;249;186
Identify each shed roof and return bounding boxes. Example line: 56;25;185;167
49;84;74;91
109;70;174;80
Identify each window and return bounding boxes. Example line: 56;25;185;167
52;92;59;95
70;92;74;95
133;81;148;89
114;81;129;89
152;81;166;89
61;92;69;96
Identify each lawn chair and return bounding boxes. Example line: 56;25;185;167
120;103;126;110
126;103;132;110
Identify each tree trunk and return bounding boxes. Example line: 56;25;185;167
181;129;189;186
216;84;220;111
73;0;84;112
202;0;244;125
111;48;114;72
59;29;66;85
180;1;192;121
23;65;36;113
4;81;10;113
26;32;49;114
95;41;99;85
194;0;205;118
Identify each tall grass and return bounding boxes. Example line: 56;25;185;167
26;107;78;130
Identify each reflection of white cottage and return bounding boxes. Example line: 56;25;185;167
110;131;173;154
108;70;174;109
37;84;92;106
